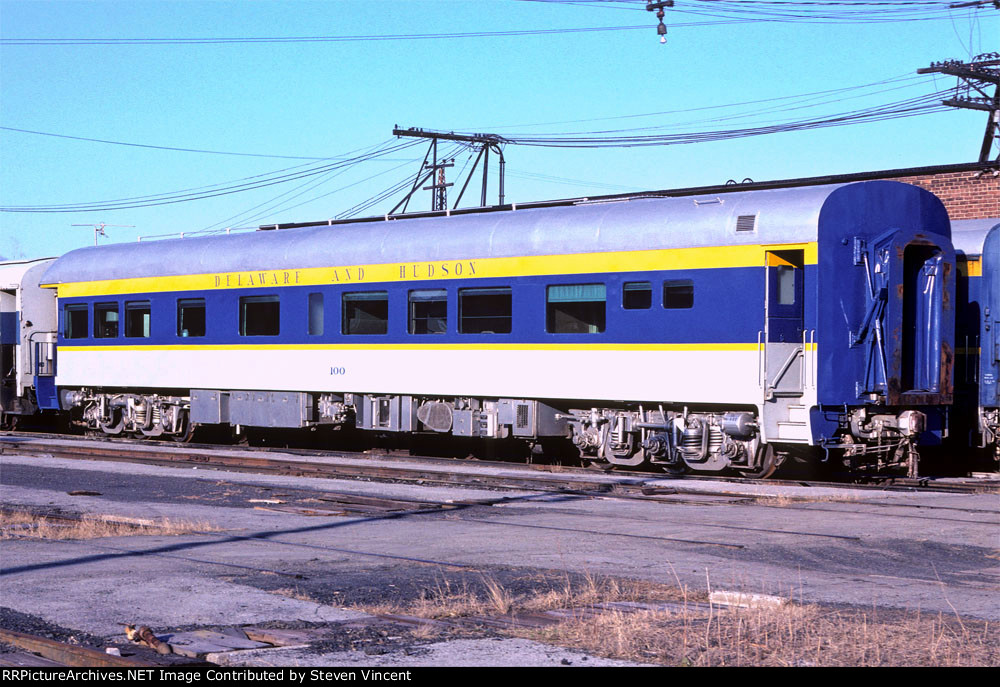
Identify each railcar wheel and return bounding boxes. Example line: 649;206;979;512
171;418;196;443
737;443;778;479
582;457;616;471
661;461;689;476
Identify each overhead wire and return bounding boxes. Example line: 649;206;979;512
437;88;954;148
0;139;424;213
0;126;337;160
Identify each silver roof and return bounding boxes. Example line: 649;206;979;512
951;218;1000;256
0;258;57;290
41;182;902;285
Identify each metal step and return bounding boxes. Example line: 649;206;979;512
775;420;811;442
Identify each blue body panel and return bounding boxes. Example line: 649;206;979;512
56;265;817;348
981;225;999;410
0;312;18;345
816;182;953;408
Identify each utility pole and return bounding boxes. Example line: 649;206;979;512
918;53;1000;162
71;223;134;246
391;127;507;213
420;137;453;212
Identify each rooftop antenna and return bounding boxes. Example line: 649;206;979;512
71;223;135;246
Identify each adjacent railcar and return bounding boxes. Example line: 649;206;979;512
952;218;1000;460
39;180;955;476
0;258;58;426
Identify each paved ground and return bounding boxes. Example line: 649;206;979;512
1;450;997;666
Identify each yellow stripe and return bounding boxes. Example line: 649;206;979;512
957;257;982;278
59;342;818;352
45;242;819;298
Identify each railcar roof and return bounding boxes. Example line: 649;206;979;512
41;181;933;285
951;218;1000;256
0;258;56;289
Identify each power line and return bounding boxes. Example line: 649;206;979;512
0;126;340;160
412;89;952;149
0;139;424;213
0;25;654;46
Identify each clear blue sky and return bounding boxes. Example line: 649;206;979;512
1;0;996;260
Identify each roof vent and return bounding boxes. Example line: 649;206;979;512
735;215;757;233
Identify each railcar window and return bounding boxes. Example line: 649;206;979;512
623;282;652;310
240;295;280;336
64;304;89;340
409;289;448;335
663;280;694;309
547;284;606;334
776;266;796;305
177;298;205;337
94;303;119;338
342;291;388;335
459;287;512;334
125;301;151;338
308;293;324;336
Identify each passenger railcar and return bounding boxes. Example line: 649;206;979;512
35;180;955;476
952;218;1000;460
0;258;58;426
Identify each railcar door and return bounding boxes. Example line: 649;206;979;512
761;249;809;443
763;249;805;395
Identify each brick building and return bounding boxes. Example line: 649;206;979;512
887;162;999;221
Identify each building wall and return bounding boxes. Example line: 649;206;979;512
896;168;999;221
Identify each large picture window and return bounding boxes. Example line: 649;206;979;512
240;295;280;336
125;301;151;338
94;302;119;338
342;291;388;335
64;304;89;340
409;289;447;335
547;284;605;334
459;287;512;334
177;298;205;337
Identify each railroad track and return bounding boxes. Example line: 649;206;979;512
2;432;997;499
0;628;179;668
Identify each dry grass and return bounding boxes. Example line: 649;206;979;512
355;572;695;620
526;602;997;667
349;571;997;667
0;509;218;540
271;587;317;603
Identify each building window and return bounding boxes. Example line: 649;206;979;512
342;291;388;335
125;301;151;338
308;293;324;336
177;298;205;337
409;289;447;335
64;304;89;340
664;280;694;309
623;281;652;310
459;287;512;334
240;295;280;336
94;302;119;338
547;284;605;333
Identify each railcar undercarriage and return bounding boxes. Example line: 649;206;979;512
56;386;934;477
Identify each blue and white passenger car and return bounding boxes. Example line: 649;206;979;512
39;180;956;475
